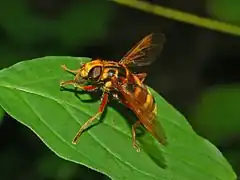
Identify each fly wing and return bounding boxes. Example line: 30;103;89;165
112;81;167;145
119;33;166;67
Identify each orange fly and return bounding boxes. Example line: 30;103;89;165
60;33;167;152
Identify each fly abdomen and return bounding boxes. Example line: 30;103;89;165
131;85;156;114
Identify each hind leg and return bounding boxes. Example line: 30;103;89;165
132;121;141;152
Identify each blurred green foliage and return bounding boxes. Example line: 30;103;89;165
207;0;240;24
36;153;85;180
225;151;240;176
113;0;240;36
191;85;240;144
0;0;113;68
0;138;108;180
58;1;112;47
0;0;52;44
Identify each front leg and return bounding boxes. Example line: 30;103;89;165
72;92;109;144
60;80;98;91
61;64;79;74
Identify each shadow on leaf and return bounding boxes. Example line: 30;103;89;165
60;86;167;169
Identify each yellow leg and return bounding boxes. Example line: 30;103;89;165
61;64;79;74
60;80;98;91
60;80;76;87
72;112;102;144
132;121;141;152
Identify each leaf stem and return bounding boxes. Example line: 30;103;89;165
111;0;240;36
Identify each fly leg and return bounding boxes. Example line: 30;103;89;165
132;121;141;152
72;93;109;144
60;80;98;91
60;80;76;86
136;73;147;83
61;64;79;74
61;64;83;83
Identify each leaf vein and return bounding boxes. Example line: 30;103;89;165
14;90;110;178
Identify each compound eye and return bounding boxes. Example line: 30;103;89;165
89;66;102;80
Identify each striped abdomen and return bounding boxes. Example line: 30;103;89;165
125;80;157;117
112;71;166;144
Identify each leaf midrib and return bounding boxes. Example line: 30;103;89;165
3;87;110;176
0;83;232;180
0;83;160;180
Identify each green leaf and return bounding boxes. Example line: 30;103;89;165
191;85;240;144
0;56;236;180
0;107;4;122
207;0;240;24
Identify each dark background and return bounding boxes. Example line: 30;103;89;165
0;0;239;179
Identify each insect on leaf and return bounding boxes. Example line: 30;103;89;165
0;56;236;180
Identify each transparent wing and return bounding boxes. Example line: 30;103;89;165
119;33;166;67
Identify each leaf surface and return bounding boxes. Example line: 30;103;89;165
0;56;236;180
0;107;4;122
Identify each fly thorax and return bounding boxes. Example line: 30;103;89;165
101;68;118;81
105;81;112;88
